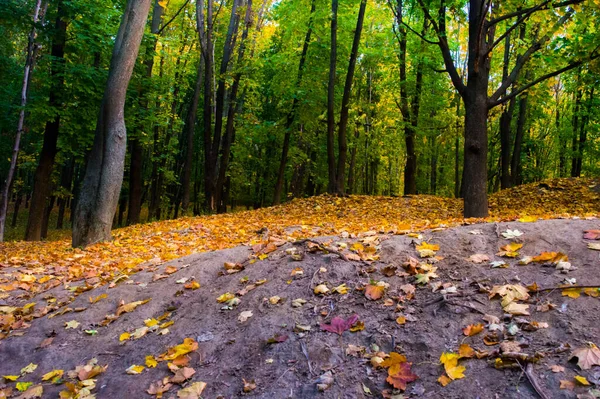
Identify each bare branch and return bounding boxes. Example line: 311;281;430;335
157;0;191;36
488;0;581;26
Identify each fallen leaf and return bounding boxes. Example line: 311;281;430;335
313;284;329;295
549;365;565;373
147;380;172;398
217;292;235;303
350;321;365;332
320;315;359;335
64;320;80;329
502;229;523;239
571;343;600;370
243;378;256;393
574;375;590;386
170;367;196;384
126;365;145;375
291;298;306;307
583;230;600;240
176;381;206;399
116;298;151;316
438;374;452;387
165;266;178;274
463;324;484;336
15;382;32;392
184;280;200;290
468;254;490;263
238;310;253;323
120;332;131;341
41;369;63;382
20;364;37;374
562;288;581;298
458;344;475;359
89;294;107;304
163;338;198;360
3;376;20;382
386;362;418;391
588;243;600;251
440;352;465;380
559;380;575;390
396;316;406;325
381;352;407;369
503;302;530;315
266;334;288;344
145;355;158;368
365;284;385;300
14;384;42;399
332;283;348;294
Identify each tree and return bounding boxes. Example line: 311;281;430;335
0;0;45;242
72;0;152;247
414;0;600;217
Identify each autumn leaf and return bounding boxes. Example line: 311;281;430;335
313;284;329;295
170;367;196;384
145;355;158;368
458;344;475;359
574;375;590;386
532;252;568;264
224;262;244;274
64;320;80;329
119;332;131;341
3;375;19;382
126;365;145;375
331;283;348;294
501;229;523;239
242;378;257;393
583;230;600;240
147;380;172;398
184;280;200;290
41;369;63;382
467;254;489;263
440;352;465;380
570;343;600;370
238;310;253;322
15;382;32;392
14;384;42;398
463;323;484;337
176;381;206;399
380;352;407;368
266;334;288;344
116;298;151;316
497;242;523;257
89;294;107;304
416;242;439;258
562;288;581;298
386;362;418;391
503;302;530;315
20;363;37;374
365;284;385;300
162;338;198;361
165;266;178;274
320;315;359;335
216;292;235;303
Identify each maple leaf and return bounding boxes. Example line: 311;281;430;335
458;344;475;359
365;284;385;300
216;292;235;303
570;343;600;370
145;355;158;368
126;365;145;375
440;352;465;380
41;369;63;382
147;380;172;398
463;324;484;336
238;310;253;322
386;362;418;391
14;384;42;398
176;381;206;399
503;302;530;315
320;315;359;335
501;229;523;239
380;352;407;368
64;320;80;329
416;242;439;258
116;298;151;316
496;242;523;257
562;288;581;298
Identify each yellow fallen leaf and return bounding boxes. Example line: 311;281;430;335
562;288;581;299
313;284;329;295
126;365;145;375
3;375;19;382
144;318;158;327
145;356;158;368
20;363;37;374
41;369;63;381
119;332;131;341
217;292;235;303
574;375;590;385
440;352;465;380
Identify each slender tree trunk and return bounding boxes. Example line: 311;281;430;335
326;0;338;193
0;0;44;242
40;195;55;239
56;158;74;229
181;59;203;215
575;86;593;176
570;85;582;177
11;193;23;229
26;0;67;241
273;0;315;205
202;0;215;211
335;0;366;195
454;94;461;198
72;0;152;248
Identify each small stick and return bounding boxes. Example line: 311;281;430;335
300;342;314;375
293;239;349;261
525;363;551;399
535;284;600;293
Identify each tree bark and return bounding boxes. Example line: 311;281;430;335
570;81;582;177
335;0;366;195
272;0;315;205
72;0;152;248
0;0;44;242
326;0;338;193
25;0;67;241
575;86;593;176
215;0;253;213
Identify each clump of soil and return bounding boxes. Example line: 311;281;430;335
1;218;599;398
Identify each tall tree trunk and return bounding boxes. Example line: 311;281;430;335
40;195;55;239
56;158;74;229
26;0;67;241
273;0;315;205
575;87;593;176
335;0;366;195
11;192;23;229
326;0;338;193
498;33;515;190
181;58;203;215
127;0;164;225
72;0;152;248
510;70;531;186
454;94;461;198
0;0;44;242
570;83;582;177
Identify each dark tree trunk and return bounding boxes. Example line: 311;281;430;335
326;0;338;193
335;0;366;195
575;87;593;176
40;195;55;239
0;0;45;241
26;0;67;241
56;158;74;229
181;58;203;215
215;0;253;213
499;33;515;190
570;86;582;177
511;73;530;186
454;94;461;198
72;0;152;248
273;0;315;205
201;0;214;212
11;193;23;228
127;0;164;225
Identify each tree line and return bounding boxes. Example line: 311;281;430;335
0;0;598;245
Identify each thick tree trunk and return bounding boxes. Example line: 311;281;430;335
335;0;366;195
41;195;55;239
273;0;315;205
72;0;152;248
0;0;44;242
11;193;23;228
326;0;338;193
56;158;74;229
202;0;215;211
25;0;67;241
463;92;489;217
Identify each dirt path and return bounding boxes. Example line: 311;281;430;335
1;218;600;398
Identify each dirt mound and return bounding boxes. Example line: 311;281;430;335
1;218;600;398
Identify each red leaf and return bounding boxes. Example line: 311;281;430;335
386;362;418;390
320;315;359;335
584;230;600;240
266;334;289;344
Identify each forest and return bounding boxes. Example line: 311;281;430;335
0;0;599;245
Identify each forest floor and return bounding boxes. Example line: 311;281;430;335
1;177;600;398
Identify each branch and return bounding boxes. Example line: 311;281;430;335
415;0;465;95
488;0;581;26
157;0;191;36
488;52;600;108
486;2;547;55
490;9;574;102
386;0;439;45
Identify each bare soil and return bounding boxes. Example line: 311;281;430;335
1;218;600;398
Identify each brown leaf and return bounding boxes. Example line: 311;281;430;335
365;284;385;300
463;323;484;336
570;343;600;370
170;367;196;384
386;362;418;391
